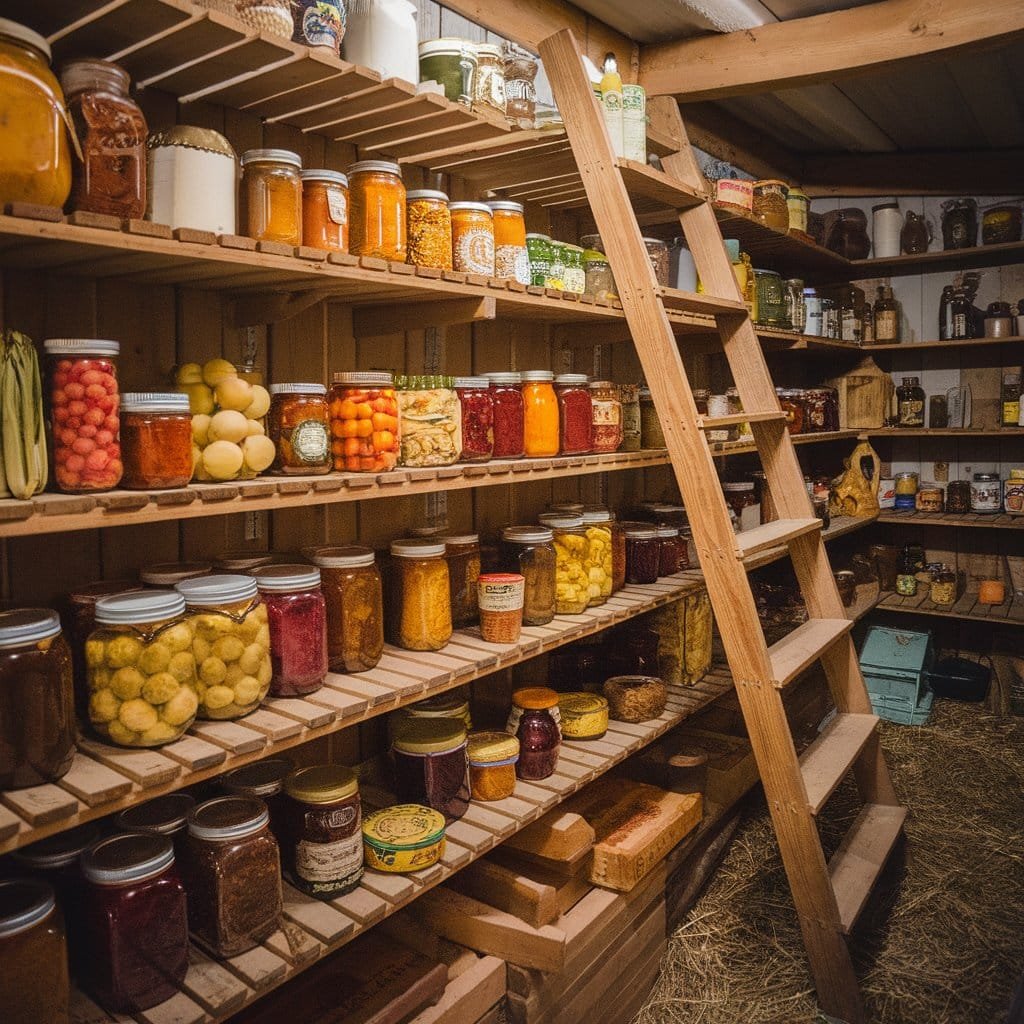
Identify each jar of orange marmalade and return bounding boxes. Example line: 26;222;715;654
300;169;348;253
449;202;495;276
487;200;530;284
348;160;406;261
240;149;302;246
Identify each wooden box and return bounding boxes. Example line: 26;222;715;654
825;355;894;429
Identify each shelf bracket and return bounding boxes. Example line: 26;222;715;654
352;296;496;337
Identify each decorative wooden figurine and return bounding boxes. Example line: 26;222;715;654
830;441;881;518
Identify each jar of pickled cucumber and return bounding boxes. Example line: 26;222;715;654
87;591;199;748
175;575;271;720
538;514;589;614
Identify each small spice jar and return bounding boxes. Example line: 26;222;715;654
603;675;667;722
120;392;193;490
455;377;494;462
507;688;560;781
267;382;331;475
300;169;348;253
182;797;282;959
329;371;400;473
971;472;1002;513
282;765;362;900
930;568;957;606
557;692;608;740
521;370;560;458
554;374;593;455
625;524;661;584
387;540;453;651
499;526;557;626
392;717;470;823
220;758;294;843
657;525;688;576
589;381;623;453
240;148;302;245
406;189;453;270
116;793;196;857
450;201;495;275
253;565;328;696
487;372;525;459
312;546;384;673
487;200;530;283
477;573;525;644
362;805;447;874
639;387;665;448
440;534;482;629
348;160;406;261
467;731;520;801
752;180;790;233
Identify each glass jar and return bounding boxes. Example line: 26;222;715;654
916;484;944;512
584;250;616;301
752;179;790;232
642;237;670;286
300;169;348;253
253;565;328;696
0;879;69;1024
176;575;271;720
826;208;871;259
619;383;641;451
487;372;525;459
639;388;665;449
402;691;472;731
487;200;530;283
625;524;661;584
182;797;282;958
87;590;198;747
450;201;495;275
0;21;71;208
893;471;919;511
946;478;972;515
753;269;789;327
282;765;362;900
930;569;957;606
62;59;147;219
268;382;331;475
801;388;831;435
941;197;978;250
834;570;857;608
140;561;211;587
0;609;74;790
547;241;567;289
521;370;559;458
467;731;519;801
44;338;122;493
897;377;925;428
418;38;477;104
539;514;590;614
240;148;302;246
504;45;538;125
971;473;1002;513
454;376;494;462
387;540;453;651
589;380;623;453
120;392;192;489
562;244;586;294
396;375;462;467
499;526;557;626
405;189;452;269
776;388;805;435
440;534;481;629
312;546;384;673
507;688;560;781
79;833;188;1013
1004;469;1024;515
349;159;406;260
329;371;400;473
554;374;593;455
581;509;614;605
473;42;506;114
220;758;294;843
116;793;196;856
526;233;553;287
392;717;470;823
657;526;688;576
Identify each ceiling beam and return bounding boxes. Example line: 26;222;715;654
639;0;1024;100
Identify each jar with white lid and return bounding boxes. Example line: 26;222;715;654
312;545;384;672
120;392;193;489
539;513;590;614
240;148;303;246
449;201;495;275
267;382;331;475
386;539;453;651
580;509;613;605
487;200;530;283
300;168;348;252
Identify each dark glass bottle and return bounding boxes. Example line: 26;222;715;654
897;377;925;427
938;285;955;340
873;286;899;343
950;289;974;339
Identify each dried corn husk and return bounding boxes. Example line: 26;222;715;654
653;589;712;686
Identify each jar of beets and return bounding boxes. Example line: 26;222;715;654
454;376;493;462
554;373;593;455
485;372;525;459
44;338;122;493
506;687;560;781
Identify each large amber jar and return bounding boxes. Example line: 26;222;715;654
487;199;530;283
241;148;302;246
61;59;147;219
0;20;71;208
521;370;559;458
300;169;348;253
312;546;384;673
349;159;406;261
450;201;495;275
386;540;453;651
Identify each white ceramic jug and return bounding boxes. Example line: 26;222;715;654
343;0;419;84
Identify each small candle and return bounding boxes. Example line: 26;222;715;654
978;580;1005;605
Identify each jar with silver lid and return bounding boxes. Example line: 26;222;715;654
971;472;1002;513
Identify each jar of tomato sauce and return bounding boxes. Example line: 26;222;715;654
268;383;331;475
329;371;400;472
120;392;193;489
454;376;494;462
349;160;406;261
300;169;348;252
521;370;559;458
240;148;302;246
554;374;592;455
486;372;525;459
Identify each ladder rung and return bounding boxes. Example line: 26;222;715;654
800;713;879;814
699;411;786;430
768;618;853;688
829;803;908;934
735;518;821;559
616;158;706;211
659;287;748;317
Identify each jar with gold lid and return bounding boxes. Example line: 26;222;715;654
752;180;789;233
467;731;519;801
392;717;470;822
240;148;302;246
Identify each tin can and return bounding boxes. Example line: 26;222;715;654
714;178;753;212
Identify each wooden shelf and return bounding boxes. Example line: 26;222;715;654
709;428;861;457
745;515;877;572
851;239;1024;280
864;428;1024;438
877;590;1024;626
878;510;1023;531
865;336;1024;353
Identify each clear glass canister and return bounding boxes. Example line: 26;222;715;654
61;59;147;219
487;200;529;283
253;565;328;696
526;233;553;287
521;370;559;457
562;243;586;294
625;524;661;584
268;382;332;474
348;159;406;260
396;375;462;467
330;371;400;473
450;201;495;275
539;514;590;614
120;392;192;489
392;717;470;823
406;189;452;270
175;574;271;720
486;372;525;459
581;509;613;605
554;373;593;455
0;20;71;207
44;338;122;493
240;148;302;246
87;590;198;747
440;534;481;629
971;472;1002;513
0;608;75;790
499;526;556;626
639;387;665;448
584;249;616;301
300;169;348;253
589;380;622;453
312;546;383;673
454;376;494;462
386;540;453;651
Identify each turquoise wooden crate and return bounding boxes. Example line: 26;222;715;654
859;625;934;712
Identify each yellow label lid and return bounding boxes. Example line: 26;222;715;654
467;731;520;764
558;692;609;717
283;765;358;804
362;804;446;849
392;716;467;754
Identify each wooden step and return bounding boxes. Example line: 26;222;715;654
734;517;821;559
616;159;705;211
659;287;748;317
698;411;787;430
768;618;854;688
800;713;879;814
829;803;908;934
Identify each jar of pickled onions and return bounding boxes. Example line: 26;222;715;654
521;371;559;458
329;371;400;472
241;149;302;246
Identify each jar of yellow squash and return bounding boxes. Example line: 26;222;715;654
580;509;613;606
386;540;453;652
538;514;589;615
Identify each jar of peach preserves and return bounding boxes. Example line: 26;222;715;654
349;160;406;261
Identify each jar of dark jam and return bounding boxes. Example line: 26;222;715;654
220;757;294;843
0;878;69;1024
554;373;593;455
79;833;189;1013
454;377;494;462
182;796;282;958
946;479;972;515
486;372;525;459
392;717;470;823
507;687;560;781
115;793;196;857
282;765;363;900
624;525;661;585
657;525;689;575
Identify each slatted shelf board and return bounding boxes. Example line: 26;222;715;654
878;510;1023;531
68;668;734;1024
0;449;671;539
708;428;862;458
877;590;1024;626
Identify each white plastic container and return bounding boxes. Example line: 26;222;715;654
343;0;419;84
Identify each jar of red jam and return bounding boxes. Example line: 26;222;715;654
486;372;525;459
120;392;193;489
79;833;189;1013
657;525;689;575
253;564;328;696
392;717;470;824
454;376;494;462
44;338;122;493
220;757;294;843
625;524;661;584
554;373;593;455
507;687;560;781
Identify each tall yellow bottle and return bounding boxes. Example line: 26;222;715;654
600;52;624;158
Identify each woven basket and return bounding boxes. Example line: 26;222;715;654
197;0;294;40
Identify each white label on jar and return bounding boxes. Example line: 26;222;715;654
1005;480;1024;513
495;244;530;283
454;228;494;275
479;578;524;612
592;400;620;425
327;186;347;225
564;268;586;294
291;418;330;464
971;481;1002;511
295;833;363;885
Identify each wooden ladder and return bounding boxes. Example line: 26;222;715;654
539;29;907;1024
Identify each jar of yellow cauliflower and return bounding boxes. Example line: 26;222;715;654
538;514;590;615
175;575;271;720
580;509;613;606
87;591;199;748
